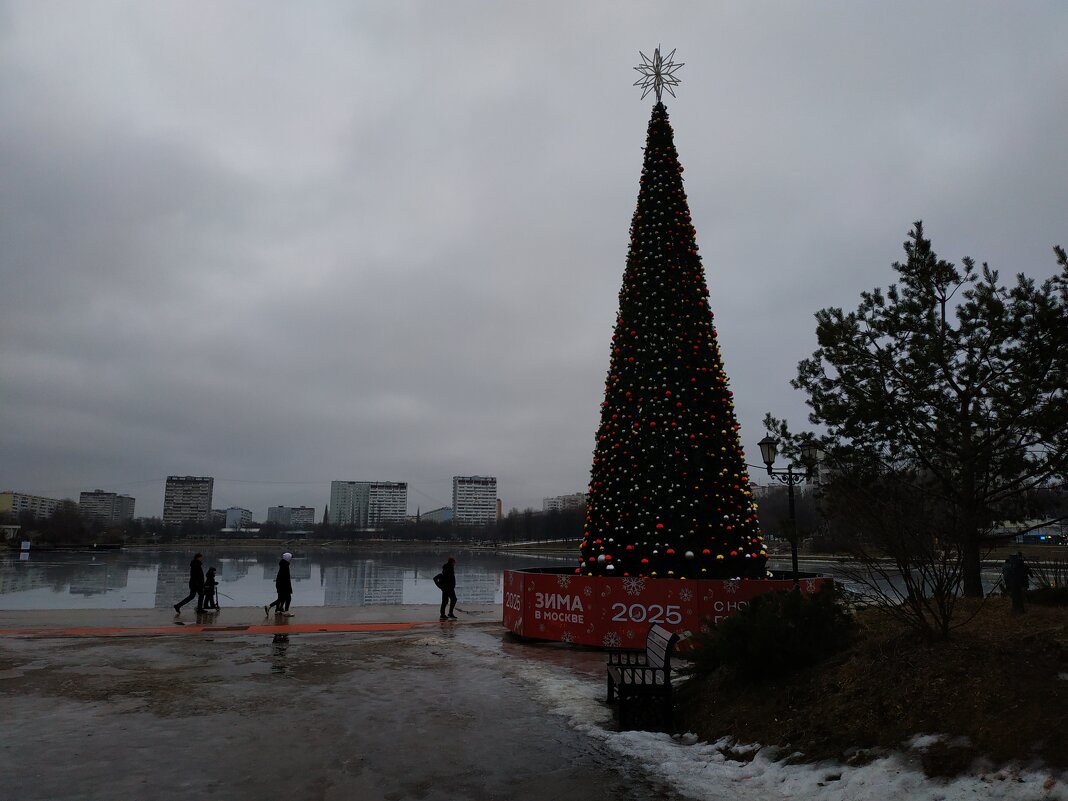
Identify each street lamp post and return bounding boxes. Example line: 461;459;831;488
758;436;819;584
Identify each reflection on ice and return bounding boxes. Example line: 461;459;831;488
0;547;557;610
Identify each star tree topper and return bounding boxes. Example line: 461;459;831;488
633;46;684;103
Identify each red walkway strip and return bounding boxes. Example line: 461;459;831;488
0;621;437;638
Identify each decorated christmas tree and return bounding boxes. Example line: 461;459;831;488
579;48;765;580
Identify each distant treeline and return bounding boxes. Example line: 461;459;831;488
2;503;585;546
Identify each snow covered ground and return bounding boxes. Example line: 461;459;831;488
490;628;1068;801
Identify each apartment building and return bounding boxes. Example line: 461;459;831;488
452;476;497;526
267;505;316;528
0;491;63;519
79;490;135;525
224;507;253;529
422;506;453;523
543;492;587;513
162;476;214;525
329;481;408;528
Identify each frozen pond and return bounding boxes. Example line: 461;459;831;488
0;546;564;610
0;547;1002;611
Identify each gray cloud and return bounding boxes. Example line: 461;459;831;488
2;1;1066;518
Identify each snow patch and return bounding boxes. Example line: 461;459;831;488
504;641;1068;801
907;734;947;750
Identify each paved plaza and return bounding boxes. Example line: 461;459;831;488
1;605;683;801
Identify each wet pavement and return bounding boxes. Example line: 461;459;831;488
0;603;505;637
1;606;690;801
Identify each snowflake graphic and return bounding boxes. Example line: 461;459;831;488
560;631;575;644
723;579;741;595
622;577;647;597
678;588;694;602
603;632;623;649
803;579;818;594
583;585;593;597
556;575;572;588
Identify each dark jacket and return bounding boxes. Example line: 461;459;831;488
188;558;205;590
275;560;293;594
1004;555;1032;591
436;562;456;591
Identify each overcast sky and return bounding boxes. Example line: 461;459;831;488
2;2;1066;520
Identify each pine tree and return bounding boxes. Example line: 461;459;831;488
579;102;765;580
780;223;1068;597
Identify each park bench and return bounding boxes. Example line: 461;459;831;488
606;623;681;732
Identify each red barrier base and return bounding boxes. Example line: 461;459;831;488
503;568;830;648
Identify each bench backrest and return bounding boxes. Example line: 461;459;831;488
645;623;680;671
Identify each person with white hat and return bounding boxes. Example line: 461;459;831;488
265;552;294;617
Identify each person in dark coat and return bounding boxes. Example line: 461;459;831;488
434;557;457;621
265;552;294;617
174;553;205;614
202;567;219;610
1003;551;1033;614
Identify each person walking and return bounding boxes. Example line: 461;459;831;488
434;557;457;621
265;552;294;617
174;553;205;614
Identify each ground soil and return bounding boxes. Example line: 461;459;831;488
677;595;1068;777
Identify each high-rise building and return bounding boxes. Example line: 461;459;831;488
267;505;316;528
452;476;497;525
368;483;407;526
79;490;135;525
329;481;408;528
290;506;316;528
422;506;453;523
543;492;587;513
162;476;214;525
0;491;63;519
224;507;252;529
329;481;368;527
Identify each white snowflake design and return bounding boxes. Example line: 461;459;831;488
622;576;647;597
560;631;575;644
803;578;818;594
723;579;741;595
603;632;623;649
583;585;593;597
556;575;573;588
678;588;694;602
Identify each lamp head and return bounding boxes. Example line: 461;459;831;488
757;435;778;473
800;441;821;478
